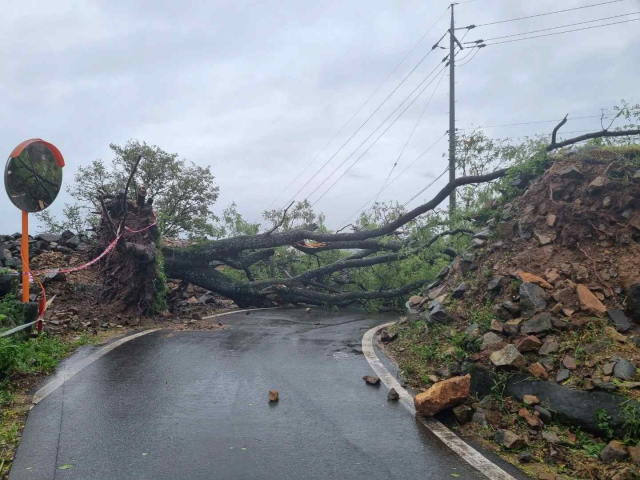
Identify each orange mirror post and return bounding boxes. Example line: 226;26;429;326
21;211;29;303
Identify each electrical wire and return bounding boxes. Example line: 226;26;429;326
300;60;447;206
477;17;640;45
281;30;449;209
466;11;640;43
456;47;481;67
402;167;450;207
311;67;449;207
458;114;613;130
266;7;450;209
473;0;628;28
337;133;447;228
373;67;447;204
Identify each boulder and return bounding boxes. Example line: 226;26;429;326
607;309;632;332
36;233;61;243
494;430;525;449
428;304;451;324
521;313;553;335
576;284;606;317
490;344;526;370
496;221;514;238
600;440;628;464
487;277;503;293
502;300;520;315
414;375;471;417
428;286;447;301
519;283;547;317
471;238;486;249
490;319;503;333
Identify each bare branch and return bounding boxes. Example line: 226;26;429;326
550;114;568;147
265;201;294;235
546;128;640;152
117;155;144;235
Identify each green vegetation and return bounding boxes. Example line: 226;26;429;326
0;295;24;330
622;400;640;445
153;245;169;314
596;409;614;440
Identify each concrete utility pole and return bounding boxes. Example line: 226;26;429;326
448;3;457;212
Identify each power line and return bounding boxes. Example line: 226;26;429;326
312;67;449;207
266;7;450;209
373;68;447;204
338;133;447;228
475;17;640;46
456;47;481;67
281;30;449;209
465;11;640;43
472;0;629;28
301;60;448;205
458;114;613;130
403;167;449;207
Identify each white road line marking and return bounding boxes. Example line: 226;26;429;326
202;307;280;320
32;329;159;405
363;322;517;480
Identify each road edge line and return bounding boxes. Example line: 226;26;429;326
363;322;517;480
32;329;160;405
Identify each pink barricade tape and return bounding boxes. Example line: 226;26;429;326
29;212;157;281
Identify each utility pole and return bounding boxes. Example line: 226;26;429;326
448;3;457;212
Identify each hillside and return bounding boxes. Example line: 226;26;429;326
385;146;640;479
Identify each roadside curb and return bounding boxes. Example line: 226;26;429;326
362;322;518;480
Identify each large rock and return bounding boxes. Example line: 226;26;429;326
496;221;514;238
36;233;61;243
428;304;451;324
515;335;542;352
519;283;547;317
452;283;468;299
558;165;584;180
539;337;559;355
490;344;525;370
614;359;636;381
576;284;606;317
414;375;471;416
520;313;553;335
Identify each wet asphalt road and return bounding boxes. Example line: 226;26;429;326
12;308;502;480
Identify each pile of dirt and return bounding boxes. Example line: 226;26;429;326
385;147;640;479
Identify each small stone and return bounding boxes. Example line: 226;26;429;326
550;303;563;315
614;359;636;380
471;238;486;248
519;283;548;317
515;335;542;352
268;390;279;402
387;388;400;401
521;313;553;335
408;296;423;307
558;165;584;180
306;307;311;313
472;410;487;426
523;395;539;406
534;405;552;424
502;301;520;315
516;271;553;289
540;356;555;371
494;429;525;449
562;355;577;370
582;378;594;391
593;380;617;392
465;323;480;339
487;277;503;293
490;319;503;333
545;268;562;285
587;176;609;194
363;375;380;385
600;440;628;464
628;444;640;465
603;362;616;375
534;231;556;246
518;452;536;464
496;221;514;238
490;344;526;370
546;214;557;227
452;404;473;424
519;407;544;429
482;332;505;350
381;330;398;343
542;431;561;445
452;283;468;299
607;309;632;332
556;369;570;383
528;363;548;379
576;284;606;317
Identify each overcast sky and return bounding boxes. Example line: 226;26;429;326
1;0;638;234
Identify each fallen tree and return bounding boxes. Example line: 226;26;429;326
97;120;640;310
